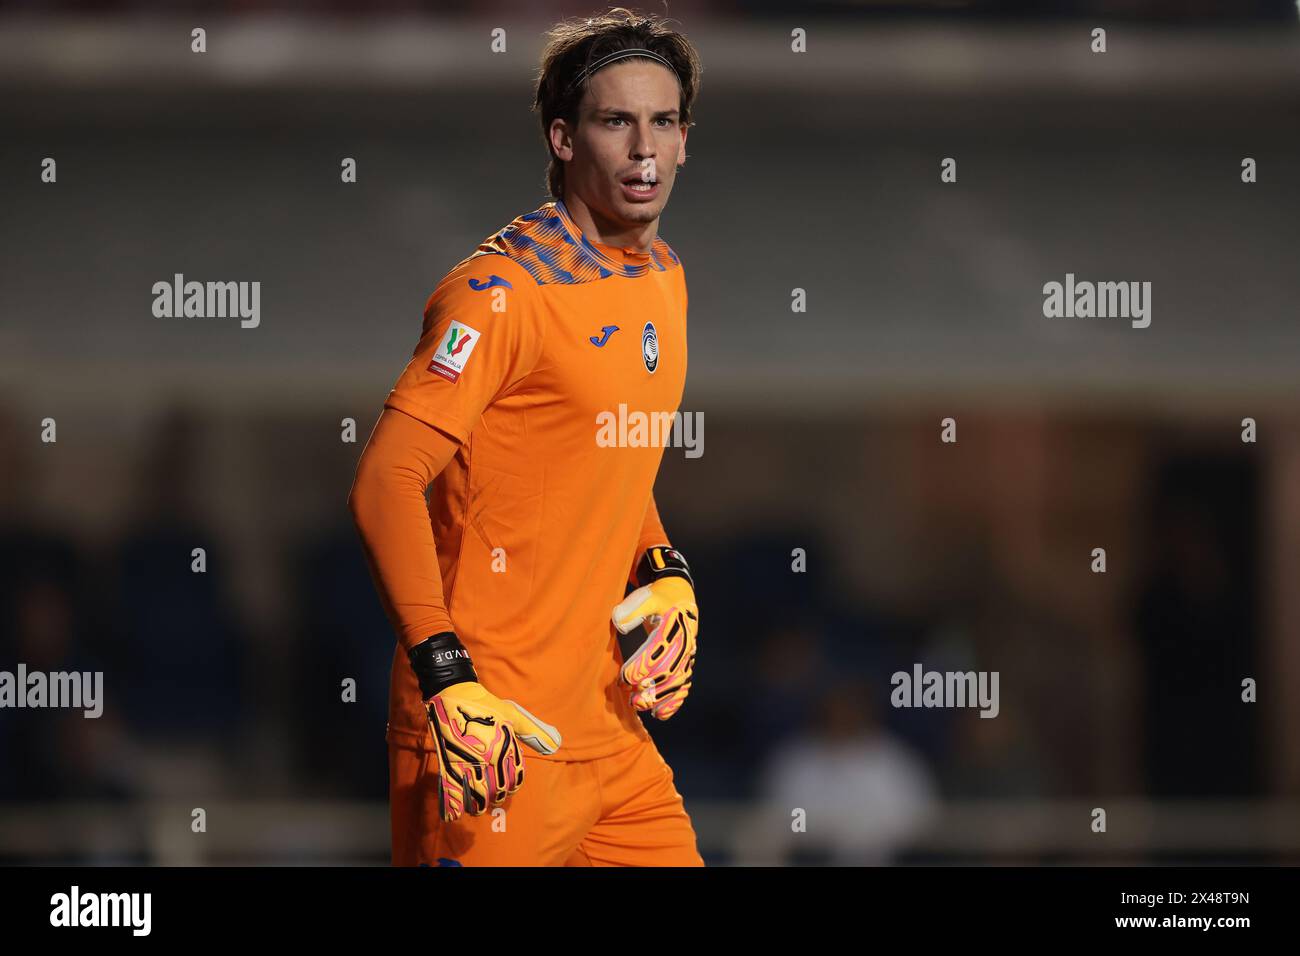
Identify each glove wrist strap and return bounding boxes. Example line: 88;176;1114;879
636;544;693;590
408;631;478;699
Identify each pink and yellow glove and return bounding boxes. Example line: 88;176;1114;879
409;633;561;823
611;545;698;721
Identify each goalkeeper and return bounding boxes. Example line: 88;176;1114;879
348;8;704;867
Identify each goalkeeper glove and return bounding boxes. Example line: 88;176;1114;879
408;633;561;823
611;545;698;721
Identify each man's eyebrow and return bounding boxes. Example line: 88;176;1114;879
592;106;681;118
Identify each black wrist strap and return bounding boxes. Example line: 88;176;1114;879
636;544;693;590
408;631;478;699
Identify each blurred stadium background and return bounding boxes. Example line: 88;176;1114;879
1;0;1299;864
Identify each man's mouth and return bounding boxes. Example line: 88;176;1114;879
622;176;658;193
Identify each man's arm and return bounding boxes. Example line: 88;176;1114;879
347;406;460;652
628;492;672;589
349;405;559;821
349;259;558;822
352;255;542;646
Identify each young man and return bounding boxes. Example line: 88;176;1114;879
348;9;704;866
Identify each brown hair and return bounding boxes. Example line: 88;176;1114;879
533;7;703;199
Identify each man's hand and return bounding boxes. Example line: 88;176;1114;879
612;546;698;720
425;681;560;823
409;632;560;823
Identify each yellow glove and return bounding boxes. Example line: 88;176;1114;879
425;680;560;823
409;634;560;823
611;546;698;721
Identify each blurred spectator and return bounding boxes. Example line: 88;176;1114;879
0;551;135;804
737;678;937;865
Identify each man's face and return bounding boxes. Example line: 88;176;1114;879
551;60;688;228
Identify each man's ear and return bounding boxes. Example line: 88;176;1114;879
549;117;575;162
677;124;689;169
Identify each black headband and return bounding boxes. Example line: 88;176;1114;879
569;48;680;93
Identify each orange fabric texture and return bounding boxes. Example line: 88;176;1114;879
350;408;665;648
368;200;688;762
631;494;670;588
389;739;704;866
350;408;462;649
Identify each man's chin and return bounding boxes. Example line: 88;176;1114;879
614;201;663;225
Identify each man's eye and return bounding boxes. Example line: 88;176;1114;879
606;117;626;127
654;118;674;128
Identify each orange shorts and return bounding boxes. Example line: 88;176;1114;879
389;737;704;866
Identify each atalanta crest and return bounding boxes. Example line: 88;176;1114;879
641;321;659;374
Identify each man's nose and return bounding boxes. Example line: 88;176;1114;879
632;123;657;159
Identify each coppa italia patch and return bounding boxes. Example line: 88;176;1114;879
427;321;481;383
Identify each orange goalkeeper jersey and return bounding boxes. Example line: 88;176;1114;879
383;200;688;761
